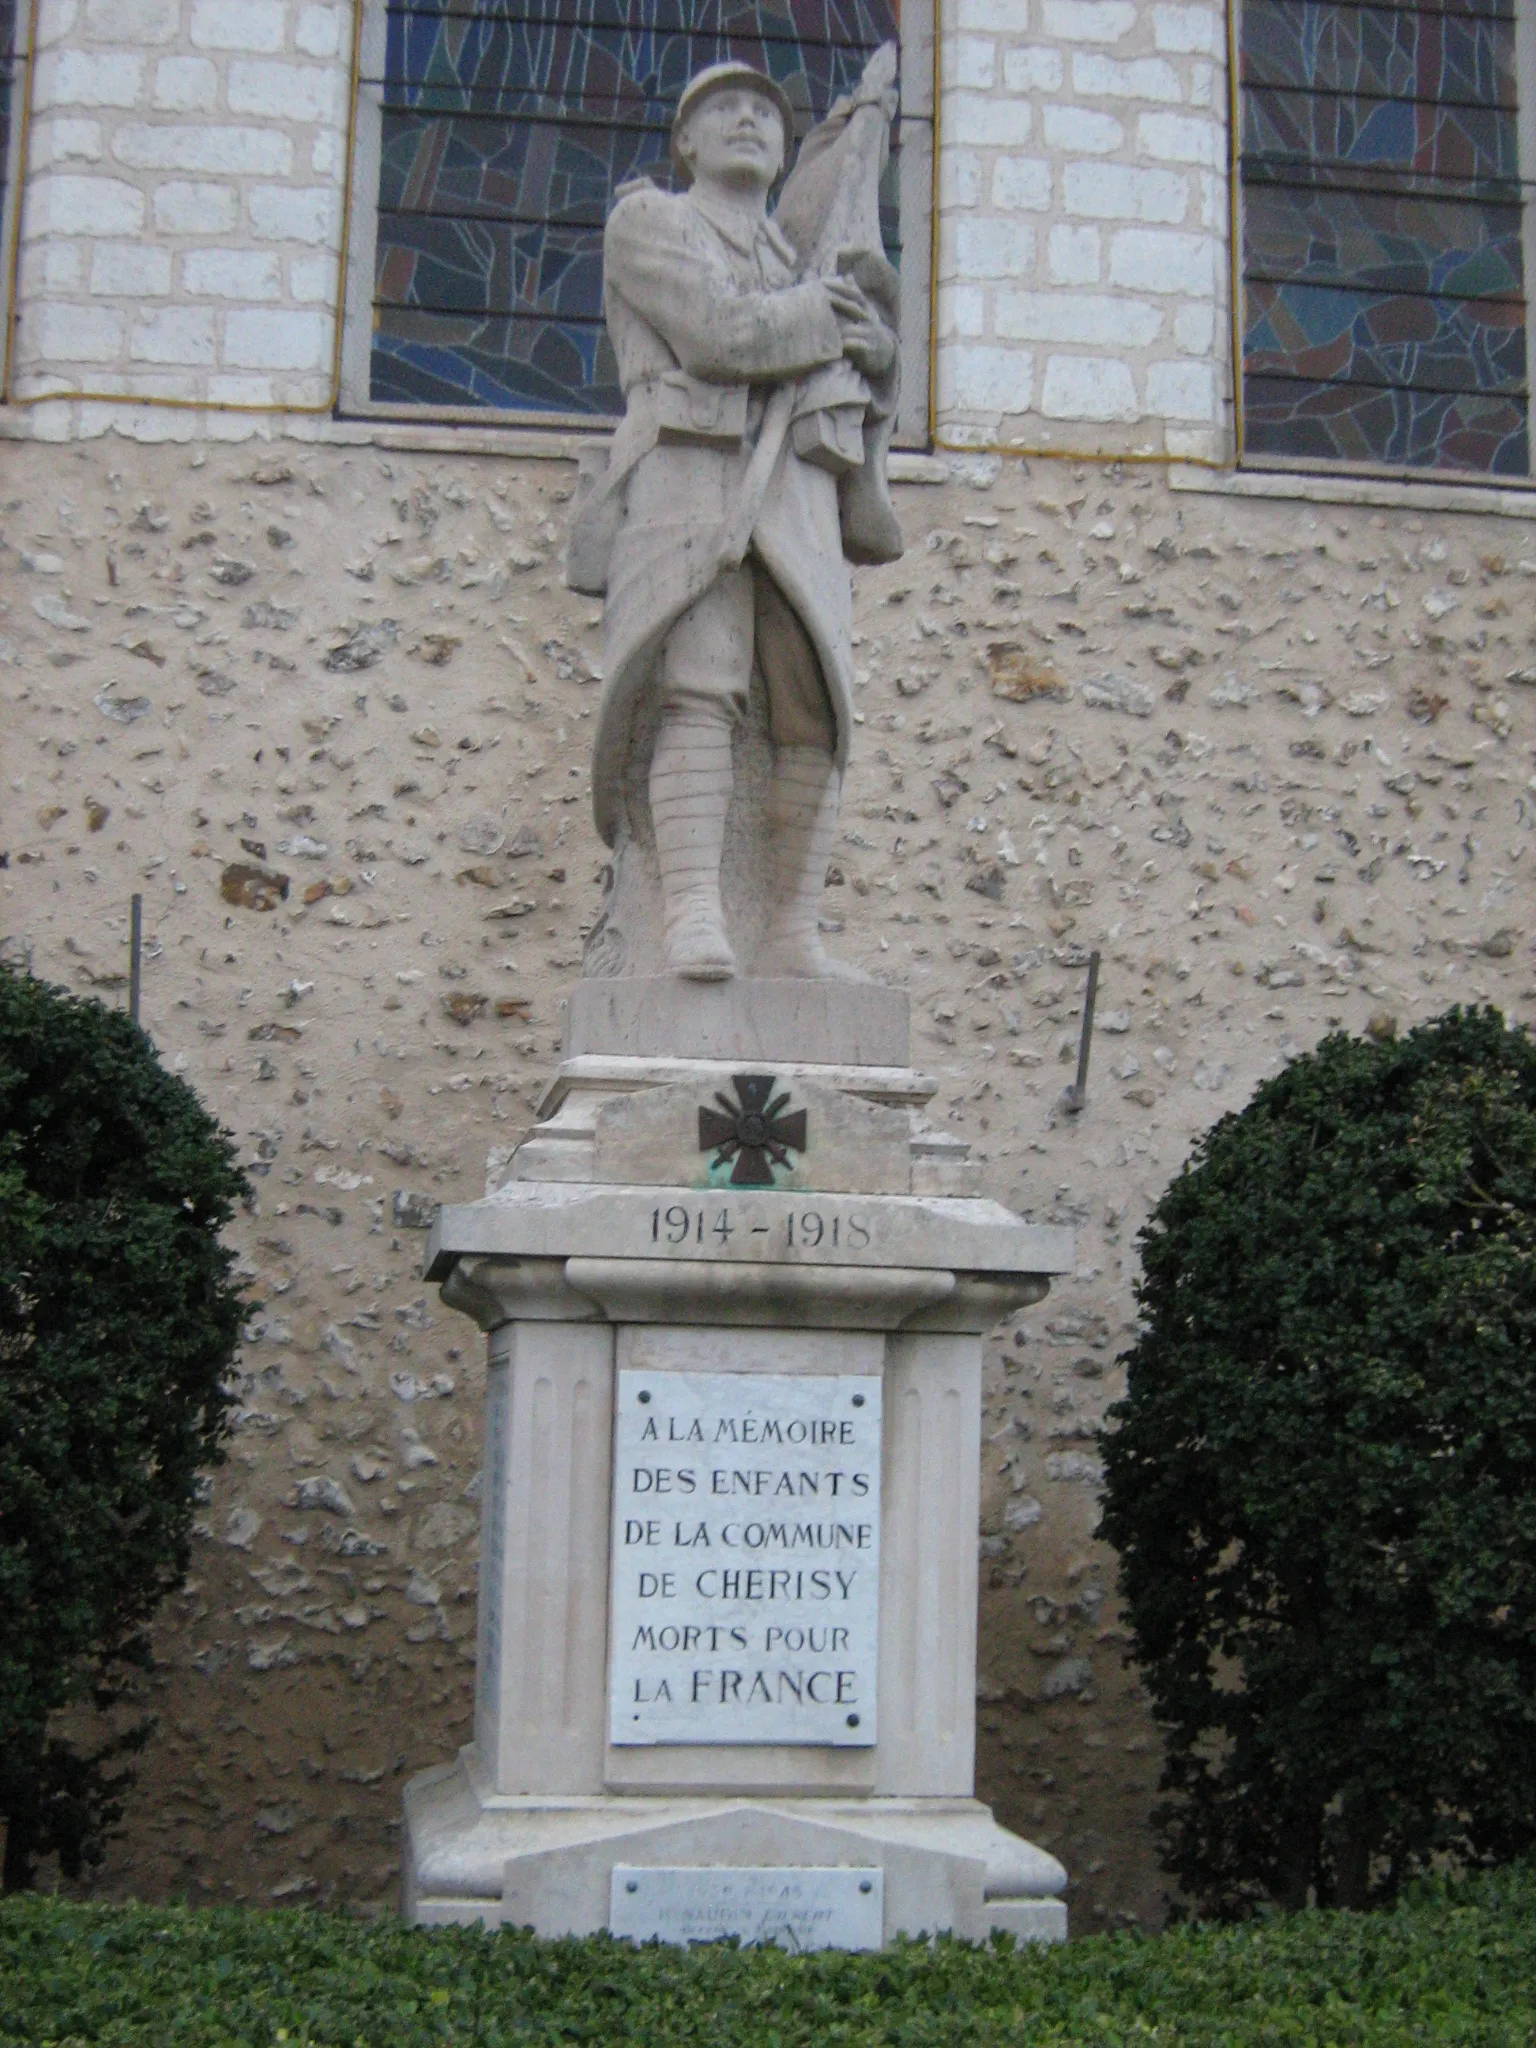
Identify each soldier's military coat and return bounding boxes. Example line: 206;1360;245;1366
583;181;857;849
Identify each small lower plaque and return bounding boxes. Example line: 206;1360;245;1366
609;1865;883;1950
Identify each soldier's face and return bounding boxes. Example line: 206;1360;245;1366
679;88;785;192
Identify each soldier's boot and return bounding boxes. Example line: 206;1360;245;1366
758;745;870;982
650;701;737;981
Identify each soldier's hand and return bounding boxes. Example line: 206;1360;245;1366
820;276;895;377
839;315;895;378
824;276;871;324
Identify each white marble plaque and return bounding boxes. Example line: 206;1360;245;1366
608;1369;880;1746
610;1865;883;1950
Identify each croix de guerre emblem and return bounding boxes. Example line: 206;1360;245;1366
698;1074;808;1187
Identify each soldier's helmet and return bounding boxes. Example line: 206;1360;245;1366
669;62;797;187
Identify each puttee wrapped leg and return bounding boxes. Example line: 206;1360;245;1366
649;698;737;981
758;744;868;982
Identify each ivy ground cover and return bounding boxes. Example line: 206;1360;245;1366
3;1863;1534;2047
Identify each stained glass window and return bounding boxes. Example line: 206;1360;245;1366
361;0;903;418
1240;0;1530;476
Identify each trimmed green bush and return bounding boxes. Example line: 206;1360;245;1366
0;967;250;1891
1098;1007;1536;1920
3;1864;1535;2046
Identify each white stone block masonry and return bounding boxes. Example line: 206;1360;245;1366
13;0;354;408
11;0;1228;452
937;0;1228;456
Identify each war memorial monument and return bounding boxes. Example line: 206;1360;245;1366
404;48;1076;1950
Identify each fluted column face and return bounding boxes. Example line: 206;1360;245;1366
876;1333;980;1797
475;1322;616;1794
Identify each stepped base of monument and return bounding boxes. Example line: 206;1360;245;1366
566;976;910;1067
402;1752;1068;1945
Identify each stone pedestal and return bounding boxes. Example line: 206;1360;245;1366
407;987;1075;1944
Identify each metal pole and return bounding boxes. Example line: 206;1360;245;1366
1061;950;1101;1115
129;894;142;1025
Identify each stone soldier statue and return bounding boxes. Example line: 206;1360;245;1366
567;50;903;982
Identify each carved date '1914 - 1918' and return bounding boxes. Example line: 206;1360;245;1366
652;1204;870;1250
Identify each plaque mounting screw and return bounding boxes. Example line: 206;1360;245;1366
859;1880;873;1893
626;1880;638;1893
638;1390;651;1404
852;1393;865;1407
846;1713;860;1727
